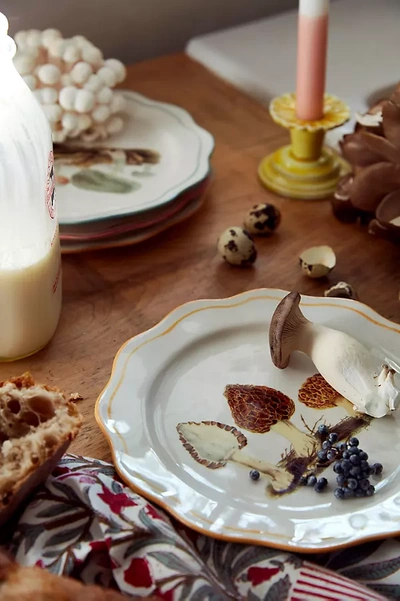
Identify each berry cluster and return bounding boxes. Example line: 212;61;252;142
306;425;383;499
248;424;383;500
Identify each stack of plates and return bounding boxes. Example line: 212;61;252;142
56;91;214;253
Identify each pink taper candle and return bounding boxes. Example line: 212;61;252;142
296;0;329;121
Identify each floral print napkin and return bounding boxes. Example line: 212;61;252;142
5;454;399;600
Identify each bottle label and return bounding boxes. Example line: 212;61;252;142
46;150;56;220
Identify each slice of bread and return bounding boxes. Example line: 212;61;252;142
0;549;161;600
0;373;82;525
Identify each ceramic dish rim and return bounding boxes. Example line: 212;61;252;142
58;91;215;226
95;288;400;553
60;193;206;254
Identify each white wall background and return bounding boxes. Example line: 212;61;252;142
3;0;298;63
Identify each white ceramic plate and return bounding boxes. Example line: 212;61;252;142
61;194;204;254
96;289;400;552
56;91;214;226
59;173;210;238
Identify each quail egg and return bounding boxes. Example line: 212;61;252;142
299;246;336;278
244;203;281;235
217;227;257;266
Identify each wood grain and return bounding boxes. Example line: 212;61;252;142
0;54;399;462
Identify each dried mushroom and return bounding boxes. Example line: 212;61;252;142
334;82;400;242
369;190;400;242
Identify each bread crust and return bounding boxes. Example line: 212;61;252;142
0;549;160;600
0;373;82;525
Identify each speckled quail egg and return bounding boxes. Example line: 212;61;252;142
244;203;281;235
299;245;336;278
217;227;257;266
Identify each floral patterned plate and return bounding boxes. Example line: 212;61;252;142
96;289;400;552
55;91;214;226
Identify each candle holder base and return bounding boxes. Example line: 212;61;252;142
258;93;351;200
258;144;350;200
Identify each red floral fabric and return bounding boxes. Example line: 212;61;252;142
5;454;394;600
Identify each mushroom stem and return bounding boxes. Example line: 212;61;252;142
270;420;316;456
378;365;399;411
231;450;293;491
269;292;400;418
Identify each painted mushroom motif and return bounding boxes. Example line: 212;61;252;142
176;420;293;491
224;384;316;456
298;374;357;416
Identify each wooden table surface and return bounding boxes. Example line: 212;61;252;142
1;54;399;462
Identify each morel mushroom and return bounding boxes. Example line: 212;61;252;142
298;374;357;416
269;292;400;418
224;384;316;456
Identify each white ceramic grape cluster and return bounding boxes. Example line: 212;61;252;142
13;28;127;143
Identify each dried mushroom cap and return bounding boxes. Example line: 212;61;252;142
360;131;400;163
299;246;336;279
340;132;385;167
324;282;358;300
334;173;353;202
332;174;362;223
176;421;247;469
224;384;294;433
390;83;400;107
340;131;400;167
368;218;400;242
382;101;400;148
375;189;400;229
369;193;400;241
298;374;339;408
350;162;400;212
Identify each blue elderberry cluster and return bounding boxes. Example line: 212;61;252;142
332;437;382;499
301;429;383;499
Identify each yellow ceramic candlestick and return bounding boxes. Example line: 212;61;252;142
258;93;351;199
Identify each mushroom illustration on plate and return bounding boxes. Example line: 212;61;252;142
224;384;316;456
176;420;293;491
298;374;358;416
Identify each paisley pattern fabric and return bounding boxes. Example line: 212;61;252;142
5;454;399;600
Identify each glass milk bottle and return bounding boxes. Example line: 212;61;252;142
0;14;62;361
